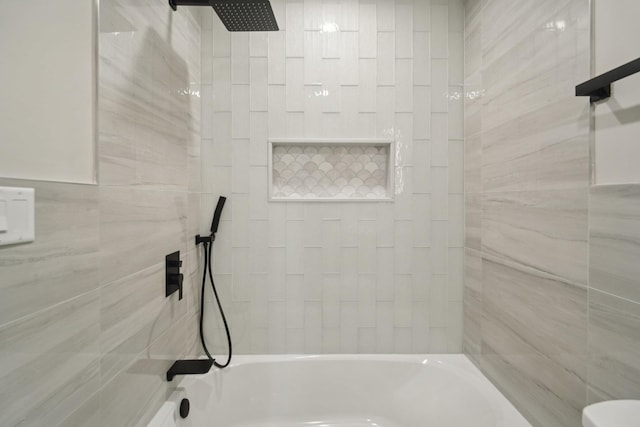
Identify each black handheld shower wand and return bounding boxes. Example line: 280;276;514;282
210;196;226;234
195;196;226;245
196;196;232;369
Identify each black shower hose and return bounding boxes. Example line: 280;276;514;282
199;241;232;369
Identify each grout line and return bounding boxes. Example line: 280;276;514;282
586;0;595;408
0;287;100;332
589;287;640;307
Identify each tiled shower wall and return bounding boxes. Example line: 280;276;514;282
0;2;202;426
589;186;640;405
462;0;638;426
199;0;465;354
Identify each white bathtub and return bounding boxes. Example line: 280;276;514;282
148;354;531;427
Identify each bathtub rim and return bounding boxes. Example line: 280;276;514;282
149;354;532;427
177;353;485;378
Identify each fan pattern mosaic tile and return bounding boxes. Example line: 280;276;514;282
271;144;390;199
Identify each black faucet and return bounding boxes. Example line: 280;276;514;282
166;359;214;382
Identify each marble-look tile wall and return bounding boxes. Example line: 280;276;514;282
200;0;465;354
588;185;640;404
463;0;592;426
0;2;202;426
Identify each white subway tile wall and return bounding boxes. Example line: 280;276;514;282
201;0;464;354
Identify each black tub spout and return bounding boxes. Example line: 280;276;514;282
166;359;214;382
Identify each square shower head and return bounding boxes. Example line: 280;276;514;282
169;0;279;32
209;0;279;32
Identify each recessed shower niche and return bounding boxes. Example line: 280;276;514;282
268;139;394;201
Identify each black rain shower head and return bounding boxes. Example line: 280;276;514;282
169;0;279;32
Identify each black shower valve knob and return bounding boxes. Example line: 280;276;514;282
168;274;184;300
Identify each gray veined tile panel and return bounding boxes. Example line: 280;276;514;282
187;192;202;242
188;135;202;194
587;289;640;403
481;41;587;135
56;390;102;427
537;133;590;192
99;315;188;427
462;248;482;359
464;192;481;251
482;189;588;285
480;0;582;70
97;103;138;187
99;263;187;385
590;185;640;303
464;93;482;138
99;186;187;286
464;0;483;25
463;11;481;81
480;257;587;427
99;6;197;193
481;98;588;193
0;291;101;427
134;122;190;191
464;134;481;194
480;348;584;427
135;42;192;139
480;118;540;193
480;0;533;61
0;179;99;326
463;0;592;425
185;310;203;359
185;247;203;317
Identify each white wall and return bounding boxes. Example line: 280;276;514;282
594;0;640;184
201;0;465;354
0;0;95;183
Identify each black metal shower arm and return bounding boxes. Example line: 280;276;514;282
169;0;209;10
576;57;640;103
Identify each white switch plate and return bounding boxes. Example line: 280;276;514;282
0;186;35;246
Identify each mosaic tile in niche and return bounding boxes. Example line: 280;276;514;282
271;144;391;199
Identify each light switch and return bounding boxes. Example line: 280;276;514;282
0;187;35;246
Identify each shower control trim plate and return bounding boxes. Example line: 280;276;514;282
166;251;183;300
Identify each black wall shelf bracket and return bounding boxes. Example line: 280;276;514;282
576;57;640;103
